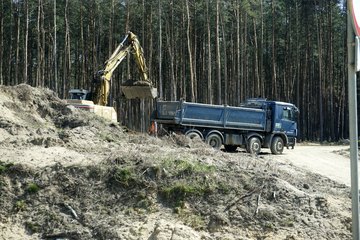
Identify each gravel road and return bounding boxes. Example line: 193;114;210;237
276;144;351;186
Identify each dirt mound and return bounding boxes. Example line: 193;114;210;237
0;85;352;239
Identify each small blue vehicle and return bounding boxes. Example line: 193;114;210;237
153;99;299;154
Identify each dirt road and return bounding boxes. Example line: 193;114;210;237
276;144;351;186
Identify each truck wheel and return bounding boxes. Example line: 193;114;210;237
224;145;237;152
246;137;261;155
185;131;202;140
206;133;222;149
271;136;284;154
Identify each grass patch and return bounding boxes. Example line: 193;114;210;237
25;221;40;233
0;162;13;174
178;210;205;230
26;183;40;194
100;132;116;142
15;200;26;211
161;182;211;203
113;167;137;187
161;157;216;177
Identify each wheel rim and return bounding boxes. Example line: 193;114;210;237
253;142;260;151
206;134;222;149
271;136;284;154
248;137;261;154
209;139;217;147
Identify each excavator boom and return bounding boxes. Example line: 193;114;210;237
93;31;157;105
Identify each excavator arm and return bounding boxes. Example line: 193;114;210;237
128;32;149;83
92;31;157;105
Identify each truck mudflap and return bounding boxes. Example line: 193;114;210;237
287;137;296;149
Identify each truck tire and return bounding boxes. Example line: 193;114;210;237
206;133;222;149
246;137;261;155
270;136;284;155
185;131;202;140
224;145;237;152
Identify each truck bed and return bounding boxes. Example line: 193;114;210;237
155;101;267;131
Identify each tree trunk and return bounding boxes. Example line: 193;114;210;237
36;0;42;86
216;0;221;104
243;13;247;100
158;0;163;98
63;0;71;98
253;18;260;97
53;0;58;91
165;19;176;101
315;1;323;141
259;0;264;97
220;8;228;105
185;0;195;102
41;0;45;86
271;0;277;99
0;0;4;85
15;2;20;85
23;0;29;84
235;1;240;105
80;6;86;89
328;2;335;140
206;0;212;104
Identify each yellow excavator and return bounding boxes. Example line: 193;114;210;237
67;31;157;122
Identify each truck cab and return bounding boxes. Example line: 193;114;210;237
269;101;299;149
240;99;299;153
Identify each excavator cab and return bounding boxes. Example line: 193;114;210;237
68;89;91;100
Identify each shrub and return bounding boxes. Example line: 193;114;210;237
26;183;40;194
113;167;136;187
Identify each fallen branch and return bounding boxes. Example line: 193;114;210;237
272;191;277;202
64;203;79;220
254;193;262;216
224;188;259;212
224;180;266;212
43;231;79;239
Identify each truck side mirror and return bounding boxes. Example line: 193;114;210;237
293;108;299;121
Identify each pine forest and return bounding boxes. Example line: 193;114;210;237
0;0;350;141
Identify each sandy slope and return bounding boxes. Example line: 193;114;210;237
0;84;353;240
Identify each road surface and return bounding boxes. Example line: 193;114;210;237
276;144;351;186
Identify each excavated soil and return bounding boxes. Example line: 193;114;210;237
0;84;352;240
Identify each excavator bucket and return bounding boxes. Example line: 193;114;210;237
121;86;157;99
121;81;157;99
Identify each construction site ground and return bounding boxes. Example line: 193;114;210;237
0;84;353;240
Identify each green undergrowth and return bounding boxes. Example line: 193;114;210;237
0;156;235;236
0;161;13;174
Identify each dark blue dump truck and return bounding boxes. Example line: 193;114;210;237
153;99;299;154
